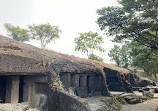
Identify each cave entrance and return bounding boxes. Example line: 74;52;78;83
87;76;91;93
19;76;24;103
87;76;90;87
79;76;82;87
106;74;123;91
70;74;74;86
0;76;7;103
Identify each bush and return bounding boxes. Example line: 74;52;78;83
88;54;104;62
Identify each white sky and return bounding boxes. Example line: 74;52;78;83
0;0;119;63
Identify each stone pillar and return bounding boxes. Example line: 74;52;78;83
5;76;19;103
90;76;95;92
67;74;71;87
5;77;12;103
73;74;79;88
87;76;93;87
11;76;19;103
80;76;87;87
23;76;31;102
95;75;102;91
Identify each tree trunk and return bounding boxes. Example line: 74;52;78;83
154;73;157;82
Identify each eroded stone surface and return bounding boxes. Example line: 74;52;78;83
0;104;39;111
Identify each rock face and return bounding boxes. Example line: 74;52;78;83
47;89;91;111
125;73;154;87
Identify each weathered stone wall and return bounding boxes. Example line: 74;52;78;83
60;73;105;97
125;73;154;87
60;73;71;89
47;89;91;111
23;75;48;110
0;54;48;75
0;75;48;110
104;68;123;91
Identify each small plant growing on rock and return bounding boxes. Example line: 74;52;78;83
50;70;64;91
68;88;75;96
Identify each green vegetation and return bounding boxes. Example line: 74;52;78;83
4;23;30;42
97;0;158;49
138;70;157;82
130;43;158;81
89;54;104;62
108;45;121;67
74;31;104;61
97;0;158;80
4;23;61;49
109;41;158;81
108;42;132;68
29;23;61;48
50;70;64;90
68;88;75;96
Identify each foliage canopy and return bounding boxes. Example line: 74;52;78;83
130;42;158;80
28;23;61;48
74;31;105;58
89;54;104;62
97;0;158;49
108;42;132;68
4;23;30;42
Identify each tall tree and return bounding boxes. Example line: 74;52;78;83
74;31;105;59
97;0;158;49
108;42;132;68
28;23;61;48
108;45;122;67
4;23;30;42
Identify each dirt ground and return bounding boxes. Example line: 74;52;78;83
121;98;158;111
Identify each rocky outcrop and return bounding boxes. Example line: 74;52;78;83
47;89;91;111
125;73;154;87
119;93;142;104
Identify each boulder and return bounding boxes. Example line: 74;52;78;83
119;93;142;104
142;89;154;99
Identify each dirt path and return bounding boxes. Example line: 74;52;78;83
86;96;109;111
121;98;158;111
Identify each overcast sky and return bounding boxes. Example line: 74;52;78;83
0;0;119;63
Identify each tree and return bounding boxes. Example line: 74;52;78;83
97;0;158;49
108;42;132;68
130;42;158;81
108;45;121;67
74;31;105;58
4;23;30;42
28;23;61;48
89;54;104;62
